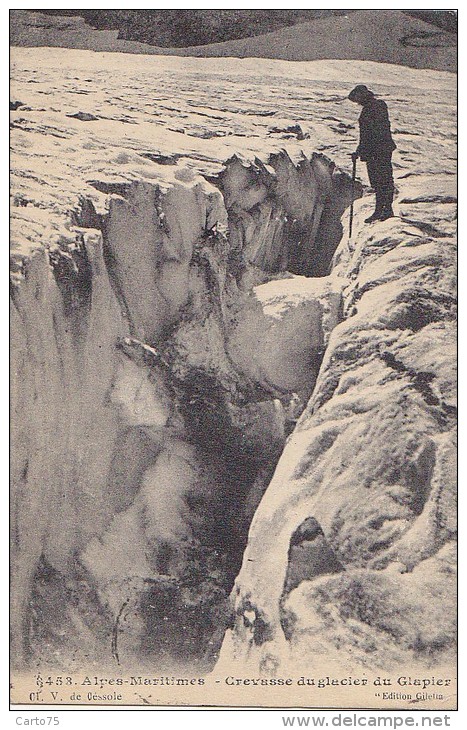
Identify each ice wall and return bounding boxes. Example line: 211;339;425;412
216;195;457;676
10;152;348;669
218;151;357;280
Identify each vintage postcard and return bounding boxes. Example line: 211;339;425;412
10;9;457;710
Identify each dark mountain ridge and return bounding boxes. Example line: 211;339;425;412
28;9;457;49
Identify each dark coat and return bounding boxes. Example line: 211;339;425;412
357;97;396;161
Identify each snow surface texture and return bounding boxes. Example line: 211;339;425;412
10;48;456;677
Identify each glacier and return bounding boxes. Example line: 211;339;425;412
10;48;456;685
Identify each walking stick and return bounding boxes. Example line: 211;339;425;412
349;156;357;243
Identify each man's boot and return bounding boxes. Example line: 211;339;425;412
364;210;381;223
378;186;394;221
364;187;383;223
379;206;394;221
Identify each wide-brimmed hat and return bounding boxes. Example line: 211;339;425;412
348;85;374;101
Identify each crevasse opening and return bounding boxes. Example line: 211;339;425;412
10;151;359;671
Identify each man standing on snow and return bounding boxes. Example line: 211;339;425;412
349;84;396;223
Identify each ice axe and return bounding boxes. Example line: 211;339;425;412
348;155;357;243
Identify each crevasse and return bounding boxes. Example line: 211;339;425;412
10;151;354;670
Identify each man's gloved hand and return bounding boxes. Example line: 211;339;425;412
351;151;359;162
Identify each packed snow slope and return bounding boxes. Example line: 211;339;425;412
10;47;456;687
155;10;457;72
10;9;457;71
